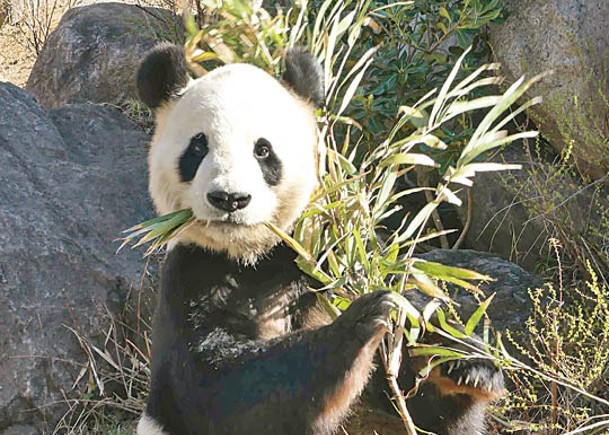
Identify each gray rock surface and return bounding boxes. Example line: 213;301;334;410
25;2;182;109
455;143;609;271
456;145;550;271
420;249;543;333
489;0;609;180
0;82;153;432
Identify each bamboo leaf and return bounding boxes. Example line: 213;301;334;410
388;291;421;319
444;96;502;119
381;153;438;167
336;51;376;117
411;346;466;359
428;46;472;127
397;202;438;242
434;309;468;339
412;261;492;281
465;293;495;336
265;221;317;265
375;170;397;211
409;269;448;300
460;131;539;165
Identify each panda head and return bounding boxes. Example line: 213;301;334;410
137;43;324;264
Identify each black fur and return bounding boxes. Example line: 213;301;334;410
145;243;393;434
179;133;209;182
145;242;504;435
365;347;504;434
137;43;189;109
254;138;282;186
283;48;325;108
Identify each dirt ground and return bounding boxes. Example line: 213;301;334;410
0;22;36;86
0;0;78;86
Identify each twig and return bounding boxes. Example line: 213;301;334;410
382;275;417;435
381;332;418;435
452;187;473;249
387;375;418;434
417;167;449;249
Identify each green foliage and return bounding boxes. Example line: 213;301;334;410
347;0;505;141
120;209;194;256
501;259;609;434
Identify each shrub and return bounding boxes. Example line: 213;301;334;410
500;253;609;434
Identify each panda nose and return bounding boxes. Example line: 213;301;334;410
207;191;252;212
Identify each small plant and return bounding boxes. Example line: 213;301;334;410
347;0;505;142
499;248;609;434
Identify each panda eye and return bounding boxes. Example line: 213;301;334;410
254;138;282;186
179;133;208;182
190;133;208;156
254;139;271;159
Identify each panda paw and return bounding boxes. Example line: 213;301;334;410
438;357;505;401
335;291;394;342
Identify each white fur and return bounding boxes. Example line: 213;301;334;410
137;412;168;435
149;64;319;263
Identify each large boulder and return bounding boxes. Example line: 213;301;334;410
25;2;182;109
489;0;609;180
0;82;153;432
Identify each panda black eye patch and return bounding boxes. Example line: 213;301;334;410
179;133;209;182
254;138;282;186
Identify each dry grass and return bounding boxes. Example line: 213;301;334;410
52;257;159;435
0;20;36;86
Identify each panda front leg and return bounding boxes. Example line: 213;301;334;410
363;329;505;435
139;291;394;435
405;355;505;435
204;290;394;435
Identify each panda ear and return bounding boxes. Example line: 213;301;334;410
137;42;190;110
283;48;325;108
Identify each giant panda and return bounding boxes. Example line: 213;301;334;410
135;42;505;435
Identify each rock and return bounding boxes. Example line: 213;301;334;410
419;249;543;333
488;0;609;180
25;2;182;109
0;83;154;432
455;142;609;271
456;144;551;271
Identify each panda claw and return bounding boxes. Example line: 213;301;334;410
440;358;505;398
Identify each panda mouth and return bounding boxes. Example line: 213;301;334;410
197;217;243;228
